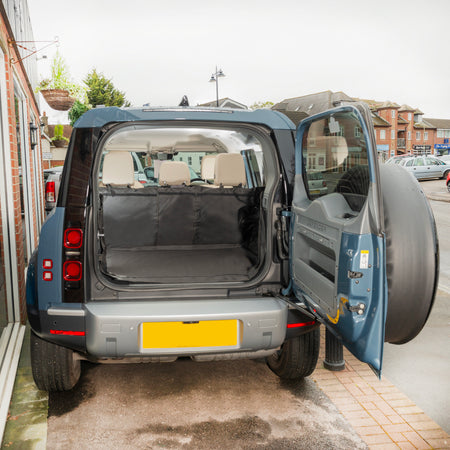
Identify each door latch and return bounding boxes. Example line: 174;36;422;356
346;302;366;315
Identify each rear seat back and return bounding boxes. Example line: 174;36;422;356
159;161;190;186
201;154;216;181
214;153;247;187
101;151;143;189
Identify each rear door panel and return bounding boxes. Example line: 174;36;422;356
290;104;387;375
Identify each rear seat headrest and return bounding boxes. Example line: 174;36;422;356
201;154;216;180
159;161;191;186
102;151;135;187
214;153;246;187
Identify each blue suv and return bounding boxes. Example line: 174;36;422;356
27;104;438;391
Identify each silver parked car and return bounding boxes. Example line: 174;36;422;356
398;155;450;180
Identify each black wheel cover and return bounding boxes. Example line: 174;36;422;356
380;164;439;344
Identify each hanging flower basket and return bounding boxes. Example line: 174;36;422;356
52;139;67;148
41;89;76;111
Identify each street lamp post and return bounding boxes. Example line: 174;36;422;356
209;66;225;107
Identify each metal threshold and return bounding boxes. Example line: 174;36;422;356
0;323;26;442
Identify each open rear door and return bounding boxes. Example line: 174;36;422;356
290;103;387;375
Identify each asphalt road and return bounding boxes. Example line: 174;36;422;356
47;357;367;449
383;178;450;433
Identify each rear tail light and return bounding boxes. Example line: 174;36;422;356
45;181;55;202
322;181;327;187
63;227;83;292
64;228;83;248
63;261;82;281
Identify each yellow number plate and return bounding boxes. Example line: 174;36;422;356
142;320;238;349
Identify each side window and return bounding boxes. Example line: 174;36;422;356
301;111;369;212
405;160;414;167
414;158;424;166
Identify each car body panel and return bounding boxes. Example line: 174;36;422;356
84;298;288;358
74;106;295;130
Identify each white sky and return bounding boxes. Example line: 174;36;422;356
28;0;450;123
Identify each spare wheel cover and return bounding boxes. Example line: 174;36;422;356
380;164;438;344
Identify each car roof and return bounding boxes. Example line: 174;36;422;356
73;106;296;131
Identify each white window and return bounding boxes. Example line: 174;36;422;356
380;129;386;140
424;132;428;141
437;129;444;138
407;131;411;140
391;110;395;119
445;130;450;138
391;130;395;139
416;131;421;140
354;126;361;138
408;113;412;121
188;156;192;165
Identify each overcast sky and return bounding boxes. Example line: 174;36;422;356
28;0;450;121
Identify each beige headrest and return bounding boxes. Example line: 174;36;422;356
102;151;135;186
201;155;216;180
159;161;191;186
214;153;246;187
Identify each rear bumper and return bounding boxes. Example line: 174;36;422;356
84;298;288;358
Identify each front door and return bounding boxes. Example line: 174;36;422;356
290;104;387;375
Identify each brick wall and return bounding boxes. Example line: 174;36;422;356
0;10;42;324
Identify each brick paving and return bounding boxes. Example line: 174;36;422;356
312;328;450;449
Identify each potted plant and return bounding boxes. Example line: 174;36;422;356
36;52;84;111
51;124;69;148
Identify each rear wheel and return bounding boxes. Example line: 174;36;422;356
30;331;81;391
266;328;320;380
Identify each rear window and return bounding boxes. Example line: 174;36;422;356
96;126;266;188
301;111;370;211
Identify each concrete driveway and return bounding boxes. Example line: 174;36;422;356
46;357;367;449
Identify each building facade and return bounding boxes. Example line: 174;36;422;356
0;0;43;439
424;118;450;156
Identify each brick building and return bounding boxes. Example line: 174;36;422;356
0;1;43;437
273;91;447;161
363;100;437;159
424;118;450;155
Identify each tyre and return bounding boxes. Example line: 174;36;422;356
30;331;81;391
443;169;450;179
266;328;320;380
379;164;438;344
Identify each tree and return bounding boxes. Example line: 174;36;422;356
84;69;130;107
68;100;90;126
249;101;274;110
